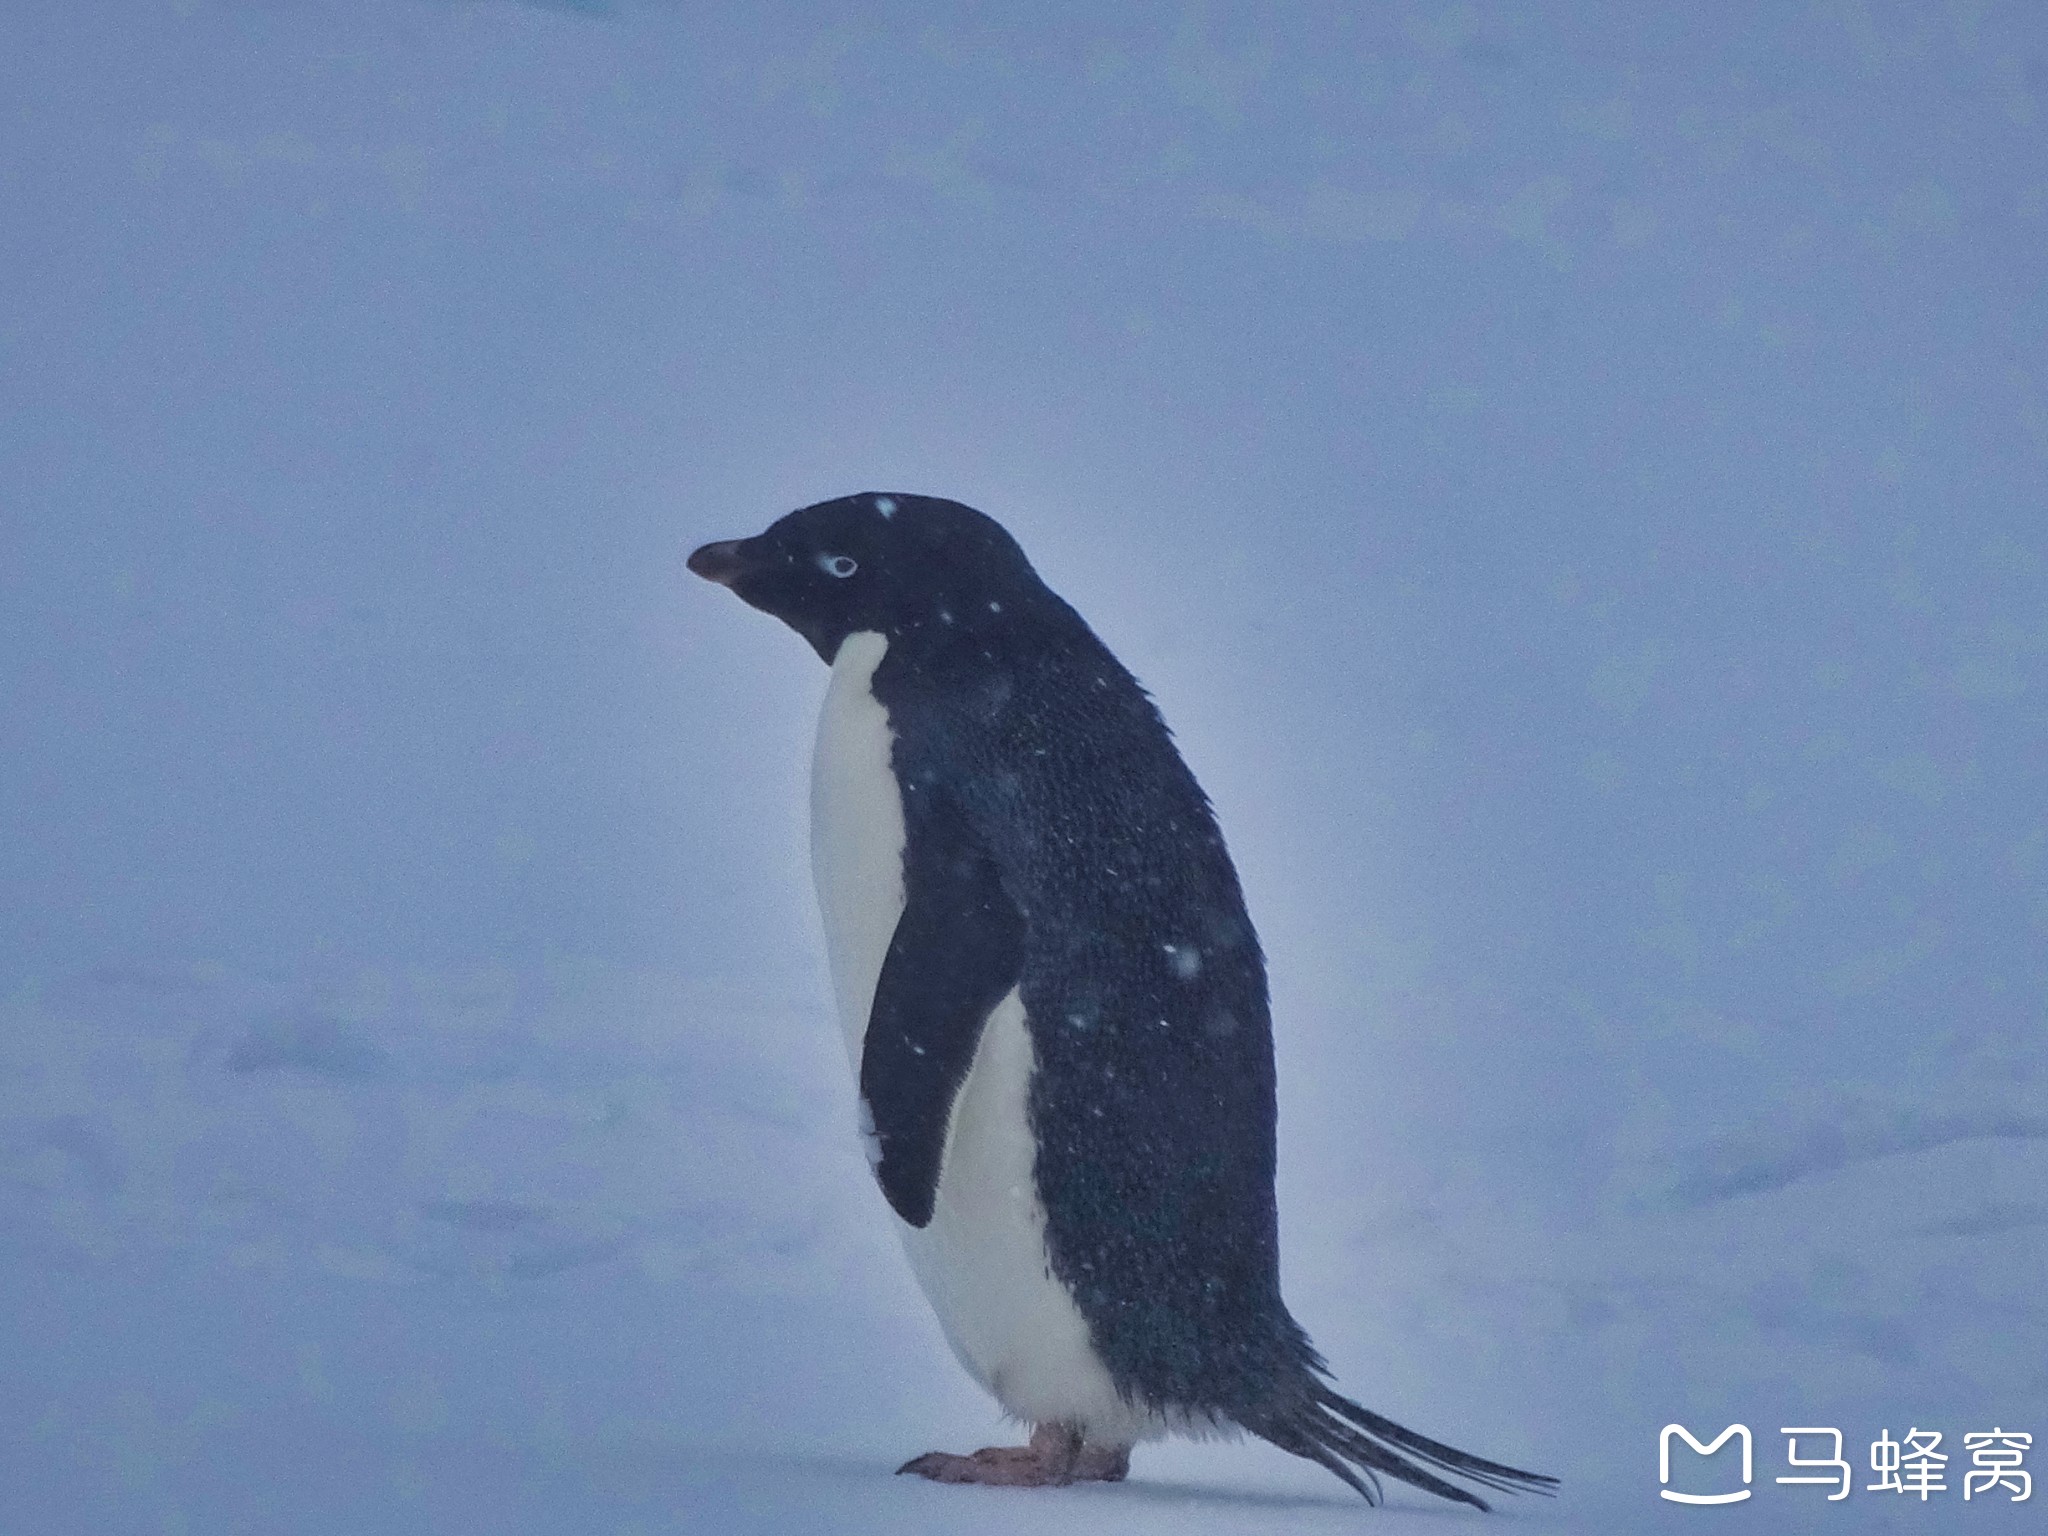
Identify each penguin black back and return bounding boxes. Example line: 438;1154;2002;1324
877;582;1292;1415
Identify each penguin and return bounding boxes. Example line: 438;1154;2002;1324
688;493;1555;1509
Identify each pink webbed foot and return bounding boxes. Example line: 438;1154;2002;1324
898;1422;1132;1488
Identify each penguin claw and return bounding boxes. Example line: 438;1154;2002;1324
896;1449;1042;1484
896;1426;1131;1487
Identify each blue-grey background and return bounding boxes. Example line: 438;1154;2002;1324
3;3;2043;1531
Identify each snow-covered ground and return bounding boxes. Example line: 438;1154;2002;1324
5;957;2042;1532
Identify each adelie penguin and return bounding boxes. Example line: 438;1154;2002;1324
689;493;1555;1510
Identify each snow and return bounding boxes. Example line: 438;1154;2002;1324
4;959;2042;1532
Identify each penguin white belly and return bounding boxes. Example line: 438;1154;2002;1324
809;631;1149;1444
810;630;906;1071
903;986;1156;1441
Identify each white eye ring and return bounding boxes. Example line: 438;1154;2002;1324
819;554;858;578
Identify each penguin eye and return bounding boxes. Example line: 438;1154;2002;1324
819;554;858;579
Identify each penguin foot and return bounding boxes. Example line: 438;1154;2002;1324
897;1423;1130;1487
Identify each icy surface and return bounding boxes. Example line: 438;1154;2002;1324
3;2;2043;1532
4;960;2041;1532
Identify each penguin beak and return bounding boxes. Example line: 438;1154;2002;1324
687;539;749;588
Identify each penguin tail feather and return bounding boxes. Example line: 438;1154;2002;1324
1240;1376;1559;1513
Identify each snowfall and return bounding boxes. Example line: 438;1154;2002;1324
3;4;2044;1534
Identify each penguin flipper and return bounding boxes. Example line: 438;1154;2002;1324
859;792;1025;1228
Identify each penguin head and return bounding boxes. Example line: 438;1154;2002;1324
689;493;1044;662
